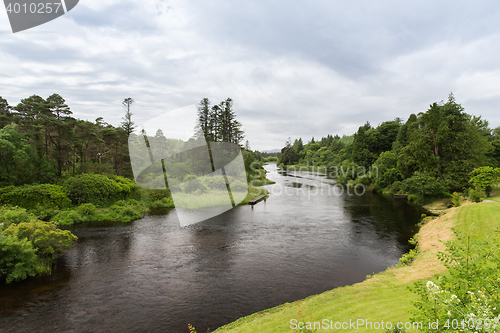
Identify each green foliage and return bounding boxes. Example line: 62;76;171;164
398;172;445;203
183;175;209;194
202;175;228;190
398;248;418;267
52;210;85;226
452;192;461;207
77;203;96;215
469;166;500;197
469;187;484;203
411;230;500;332
53;199;147;225
62;173;139;206
0;124;38;186
0;184;71;210
398;94;490;190
0;234;45;284
4;221;77;260
0;206;34;231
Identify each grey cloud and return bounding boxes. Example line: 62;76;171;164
1;0;500;150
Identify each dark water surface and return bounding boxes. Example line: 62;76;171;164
0;164;422;332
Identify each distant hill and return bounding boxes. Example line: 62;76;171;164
259;149;281;153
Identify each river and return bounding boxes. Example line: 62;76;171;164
0;163;422;332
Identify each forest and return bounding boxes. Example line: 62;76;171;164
278;93;500;203
0;94;267;284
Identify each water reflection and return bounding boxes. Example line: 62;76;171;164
0;164;422;333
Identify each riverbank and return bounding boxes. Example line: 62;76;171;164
213;194;500;332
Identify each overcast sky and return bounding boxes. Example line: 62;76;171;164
1;0;500;150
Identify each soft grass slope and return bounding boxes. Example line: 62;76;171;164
214;198;500;332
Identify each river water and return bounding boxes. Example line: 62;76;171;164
0;164;422;332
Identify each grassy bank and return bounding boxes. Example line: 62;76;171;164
214;194;500;332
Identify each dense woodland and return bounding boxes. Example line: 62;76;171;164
278;94;500;202
0;94;266;284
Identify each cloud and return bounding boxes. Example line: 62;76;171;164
0;0;500;149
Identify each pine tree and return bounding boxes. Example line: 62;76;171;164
121;98;135;136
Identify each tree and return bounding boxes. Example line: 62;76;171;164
46;94;75;177
0;124;37;185
0;96;12;129
197;97;245;144
197;98;211;140
121;98;135;136
469;166;500;197
398;94;490;190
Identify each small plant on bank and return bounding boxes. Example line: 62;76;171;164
398;248;418;267
294;300;317;333
469;187;483;203
452;192;461;207
410;229;500;332
187;323;196;333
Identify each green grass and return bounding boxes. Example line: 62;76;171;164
213;198;500;333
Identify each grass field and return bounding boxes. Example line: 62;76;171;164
213;194;500;332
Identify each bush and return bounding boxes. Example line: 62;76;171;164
4;221;78;260
183;175;209;194
148;197;174;209
77;203;96;215
469;187;483;203
469;166;500;197
202;175;228;190
141;188;171;202
61;173;139;206
0;206;34;230
398;172;445;203
53;210;85;226
0;184;71;210
452;192;461;207
0;234;45;284
398;248;418;267
410;230;500;332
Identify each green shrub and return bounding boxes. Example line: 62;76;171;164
0;234;45;284
469;187;483;203
452;192;461;207
469;166;500;197
0;206;34;230
398;248;418;267
141;188;171;202
375;168;400;190
149;197;174;209
0;184;71;210
398;172;445;203
61;173;138;206
410;230;500;332
77;203;96;215
53;210;85;226
33;208;57;222
183;175;209;194
202;175;228;190
4;221;77;260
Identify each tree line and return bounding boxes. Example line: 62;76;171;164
196;97;244;144
0;94;137;186
278;93;500;202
